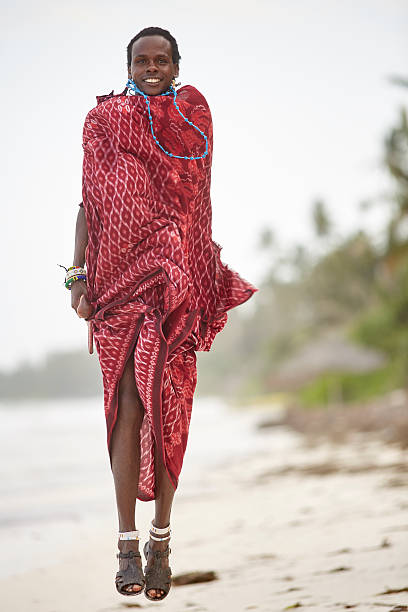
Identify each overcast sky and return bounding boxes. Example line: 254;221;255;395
1;0;407;370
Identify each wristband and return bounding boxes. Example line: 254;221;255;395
65;274;87;290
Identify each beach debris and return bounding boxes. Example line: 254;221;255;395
384;524;408;532
257;416;285;430
315;566;352;574
383;476;408;488
277;390;408;448
257;460;407;483
277;587;303;595
283;603;302;610
286;587;302;592
249;552;277;561
377;586;408;595
389;607;408;611
172;571;218;586
328;566;352;573
330;538;392;559
329;547;353;556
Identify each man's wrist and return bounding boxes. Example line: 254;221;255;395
65;266;87;290
71;278;87;287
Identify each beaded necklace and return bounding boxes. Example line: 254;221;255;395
126;78;208;161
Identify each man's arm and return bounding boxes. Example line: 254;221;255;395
71;207;93;318
73;206;88;267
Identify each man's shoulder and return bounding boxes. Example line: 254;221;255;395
176;85;209;106
83;88;127;123
95;87;127;106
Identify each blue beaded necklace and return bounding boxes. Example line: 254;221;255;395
126;78;208;161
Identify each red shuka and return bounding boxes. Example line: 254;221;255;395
81;85;257;501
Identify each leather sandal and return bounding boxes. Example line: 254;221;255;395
143;520;172;601
115;529;145;596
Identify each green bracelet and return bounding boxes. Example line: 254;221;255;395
65;274;87;290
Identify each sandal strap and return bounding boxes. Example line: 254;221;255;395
149;547;171;559
117;550;142;560
144;541;171;559
119;530;139;540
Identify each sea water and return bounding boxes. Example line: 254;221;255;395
0;395;283;577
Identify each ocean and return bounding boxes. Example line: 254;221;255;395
0;395;282;577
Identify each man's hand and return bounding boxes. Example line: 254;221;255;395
71;280;93;319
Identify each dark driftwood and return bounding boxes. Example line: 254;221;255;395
172;571;218;586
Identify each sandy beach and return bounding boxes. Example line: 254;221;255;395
1;397;407;612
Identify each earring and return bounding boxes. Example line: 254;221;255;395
172;78;181;89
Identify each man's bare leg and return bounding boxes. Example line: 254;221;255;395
145;443;176;598
110;352;144;594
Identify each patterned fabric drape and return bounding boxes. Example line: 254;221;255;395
81;85;257;501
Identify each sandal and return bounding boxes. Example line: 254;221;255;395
143;520;172;601
115;529;145;596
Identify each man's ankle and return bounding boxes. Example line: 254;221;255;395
119;538;139;549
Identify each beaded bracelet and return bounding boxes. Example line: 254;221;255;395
66;265;86;275
66;266;86;279
65;274;87;290
58;264;87;290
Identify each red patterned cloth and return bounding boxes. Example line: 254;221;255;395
81;85;257;501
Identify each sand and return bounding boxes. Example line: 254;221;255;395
1;405;408;612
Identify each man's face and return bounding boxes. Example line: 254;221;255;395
128;35;179;95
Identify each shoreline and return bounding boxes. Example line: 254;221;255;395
1;399;407;611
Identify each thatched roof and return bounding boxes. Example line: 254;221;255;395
270;334;387;389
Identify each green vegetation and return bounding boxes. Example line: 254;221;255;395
298;364;402;408
197;99;408;408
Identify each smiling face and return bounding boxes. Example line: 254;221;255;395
128;35;179;95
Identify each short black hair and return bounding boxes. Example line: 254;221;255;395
127;27;181;68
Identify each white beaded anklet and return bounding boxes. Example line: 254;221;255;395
118;530;140;540
149;532;171;541
149;520;171;535
149;520;171;541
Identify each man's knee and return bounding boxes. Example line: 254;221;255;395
117;364;144;427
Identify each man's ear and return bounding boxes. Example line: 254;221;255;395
174;64;179;78
127;67;131;79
